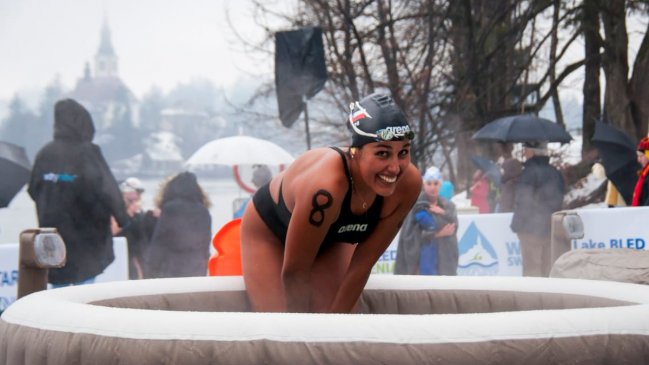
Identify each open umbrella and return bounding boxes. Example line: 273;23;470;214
0;141;31;208
591;121;639;204
185;136;295;193
470;155;502;187
185;136;295;168
472;114;572;143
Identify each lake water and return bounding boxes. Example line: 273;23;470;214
0;178;249;244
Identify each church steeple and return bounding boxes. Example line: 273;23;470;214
94;15;118;78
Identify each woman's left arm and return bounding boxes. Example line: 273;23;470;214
328;165;422;313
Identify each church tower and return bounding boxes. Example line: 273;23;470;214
94;16;118;78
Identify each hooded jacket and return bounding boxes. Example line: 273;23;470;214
510;156;565;236
28;99;130;284
145;172;212;278
395;191;459;275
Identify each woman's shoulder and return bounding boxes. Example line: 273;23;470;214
288;147;350;186
399;163;424;193
278;147;350;206
292;147;346;165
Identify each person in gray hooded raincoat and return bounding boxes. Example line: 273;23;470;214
395;166;458;275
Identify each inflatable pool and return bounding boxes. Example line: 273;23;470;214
2;275;649;364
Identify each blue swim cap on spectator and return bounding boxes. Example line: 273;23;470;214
348;93;414;147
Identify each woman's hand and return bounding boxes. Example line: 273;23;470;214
429;204;445;215
435;223;456;238
110;216;120;235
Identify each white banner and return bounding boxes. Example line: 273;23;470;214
372;213;522;276
456;213;522;276
373;207;649;277
568;207;649;250
0;237;128;312
0;244;19;312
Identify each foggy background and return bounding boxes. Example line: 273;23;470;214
0;0;309;179
0;0;270;102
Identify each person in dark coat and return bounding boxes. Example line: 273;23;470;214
631;137;649;206
28;98;130;287
395;166;458;275
498;157;523;213
145;172;212;278
510;141;565;277
112;177;153;279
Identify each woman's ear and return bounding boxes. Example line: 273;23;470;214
350;147;358;158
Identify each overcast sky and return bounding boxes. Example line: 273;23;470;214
0;1;645;108
0;0;281;102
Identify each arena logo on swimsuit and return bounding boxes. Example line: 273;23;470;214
338;223;368;234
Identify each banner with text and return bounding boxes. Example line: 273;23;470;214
0;238;128;312
372;213;522;276
568;207;649;250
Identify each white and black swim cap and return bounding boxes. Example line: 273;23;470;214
348;93;414;147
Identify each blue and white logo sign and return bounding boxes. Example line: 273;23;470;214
457;222;499;275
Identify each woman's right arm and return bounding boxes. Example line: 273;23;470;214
281;164;347;312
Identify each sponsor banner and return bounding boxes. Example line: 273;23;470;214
375;207;649;276
0;238;128;312
0;244;19;312
371;213;522;276
456;213;522;276
372;233;399;274
569;207;649;250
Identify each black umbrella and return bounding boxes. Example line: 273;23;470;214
0;141;31;208
591;121;639;204
470;155;502;187
472;114;572;143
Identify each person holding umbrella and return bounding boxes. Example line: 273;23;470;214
0;141;31;208
495;142;523;213
469;156;500;213
510;141;565;277
591;121;639;205
240;93;421;313
631;137;649;206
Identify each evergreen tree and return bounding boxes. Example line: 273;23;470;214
139;86;166;133
0;95;39;160
33;78;65;155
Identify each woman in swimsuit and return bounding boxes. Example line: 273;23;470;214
240;93;422;313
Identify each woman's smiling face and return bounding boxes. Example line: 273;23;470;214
356;140;412;196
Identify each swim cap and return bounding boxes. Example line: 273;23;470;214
348;93;414;147
423;166;443;182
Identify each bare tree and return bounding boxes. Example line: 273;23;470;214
237;0;647;194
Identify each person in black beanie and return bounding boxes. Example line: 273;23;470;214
240;93;421;313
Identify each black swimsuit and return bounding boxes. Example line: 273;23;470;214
252;147;383;246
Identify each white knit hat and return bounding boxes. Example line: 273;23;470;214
119;177;145;193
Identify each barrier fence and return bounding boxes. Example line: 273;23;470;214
0;237;128;312
3;206;649;312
